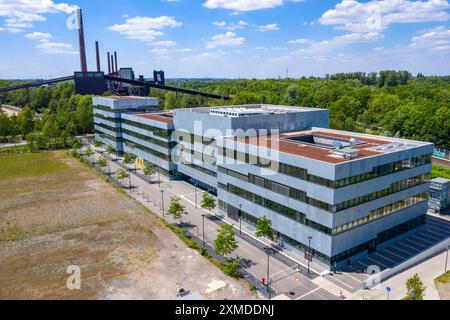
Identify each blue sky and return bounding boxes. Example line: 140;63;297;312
0;0;449;79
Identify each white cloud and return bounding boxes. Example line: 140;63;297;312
320;0;450;32
25;31;52;41
288;38;311;45
410;25;450;50
213;20;248;30
0;0;77;32
205;31;245;48
150;40;177;47
257;23;279;32
108;16;182;43
35;41;78;55
203;0;303;12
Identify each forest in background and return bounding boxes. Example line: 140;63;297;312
1;70;450;149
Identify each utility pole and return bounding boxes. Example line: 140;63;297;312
158;166;161;188
160;189;164;211
238;204;243;235
202;214;206;247
266;250;271;294
307;236;313;275
195;183;198;209
445;246;449;273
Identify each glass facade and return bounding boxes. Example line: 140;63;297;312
219;166;429;213
219;147;432;189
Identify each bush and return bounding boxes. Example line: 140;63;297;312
221;260;240;278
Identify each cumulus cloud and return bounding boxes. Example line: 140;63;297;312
213;20;248;30
25;31;52;41
257;23;279;32
288;38;311;45
0;0;78;32
35;41;78;55
203;0;303;12
108;16;182;43
205;31;245;48
320;0;450;32
410;25;450;50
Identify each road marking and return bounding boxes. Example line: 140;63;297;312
295;287;321;300
396;241;421;252
372;252;397;264
383;248;408;260
403;238;428;250
390;244;413;256
410;235;435;246
324;274;356;291
365;255;389;269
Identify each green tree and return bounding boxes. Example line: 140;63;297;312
201;192;216;211
143;161;156;178
116;168;131;189
123;152;135;168
405;274;426;300
93;140;102;149
214;224;238;259
16;106;35;137
167;196;187;224
255;216;274;241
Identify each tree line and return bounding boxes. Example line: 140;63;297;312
0;82;93;149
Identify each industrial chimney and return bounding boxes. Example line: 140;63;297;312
111;54;115;73
95;41;101;72
107;52;111;74
114;51;118;74
77;9;88;73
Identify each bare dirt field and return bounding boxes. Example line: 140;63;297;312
0;151;253;300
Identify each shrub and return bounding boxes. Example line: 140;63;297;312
221;261;240;278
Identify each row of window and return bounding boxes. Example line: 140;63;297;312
220;180;428;238
219;182;333;235
122;128;173;149
181;162;217;178
94;122;120;133
121;119;172;138
94;113;120;123
123;140;170;161
225;202;425;265
333;193;428;236
93;105;150;113
331;216;425;264
95;131;122;143
218;147;432;189
219;166;429;213
174;130;216;146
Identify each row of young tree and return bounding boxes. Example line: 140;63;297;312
0;82;94;149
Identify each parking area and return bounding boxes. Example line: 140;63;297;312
342;215;450;275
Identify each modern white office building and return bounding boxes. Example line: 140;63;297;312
93;97;434;268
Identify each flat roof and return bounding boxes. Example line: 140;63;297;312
134;112;174;124
432;177;450;184
106;96;153;101
229;129;426;164
179;104;327;115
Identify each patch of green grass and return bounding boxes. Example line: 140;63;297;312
0;151;67;181
0;223;28;242
432;165;450;180
436;271;450;284
0;145;29;155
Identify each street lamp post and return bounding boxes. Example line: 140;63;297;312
157;166;161;189
161;189;165;217
195;183;198;209
201;214;206;247
238;205;242;235
266;250;271;294
445;246;449;273
307;236;313;275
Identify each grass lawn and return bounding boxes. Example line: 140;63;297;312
0;151;67;181
436;271;450;284
432;165;450;180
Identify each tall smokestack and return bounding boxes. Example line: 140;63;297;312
111;54;115;73
107;52;111;74
95;41;101;72
77;9;88;73
114;51;118;73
